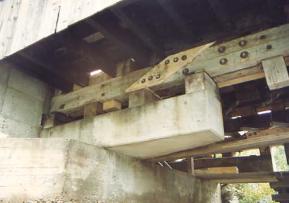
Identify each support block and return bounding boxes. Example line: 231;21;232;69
129;89;158;108
262;56;289;90
103;99;122;112
83;102;102;118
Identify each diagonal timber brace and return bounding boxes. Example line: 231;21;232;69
50;23;289;115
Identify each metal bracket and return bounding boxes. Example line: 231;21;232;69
126;42;214;93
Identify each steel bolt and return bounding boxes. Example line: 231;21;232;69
141;78;146;83
181;55;187;61
156;74;161;79
260;35;266;40
148;75;153;81
240;51;249;58
165;59;170;65
219;58;228;65
266;44;272;50
218;46;226;53
182;68;189;75
239;40;247;47
173;57;179;62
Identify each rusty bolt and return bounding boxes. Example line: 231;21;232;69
218;46;226;53
219;58;228;65
141;78;146;83
148;75;153;81
182;68;189;75
240;51;249;58
181;55;187;61
259;35;266;40
239;40;247;47
173;57;179;62
266;44;272;50
165;59;170;65
156;74;161;79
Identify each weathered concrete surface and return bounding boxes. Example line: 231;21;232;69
0;0;122;59
42;75;224;158
0;138;221;203
0;62;50;137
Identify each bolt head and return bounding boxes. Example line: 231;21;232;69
181;55;187;61
218;46;226;53
266;44;272;50
219;58;228;65
240;51;249;58
239;40;247;47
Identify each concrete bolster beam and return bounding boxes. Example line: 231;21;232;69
42;73;224;158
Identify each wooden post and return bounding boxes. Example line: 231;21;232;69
42;114;56;129
83;102;103;118
285;143;289;164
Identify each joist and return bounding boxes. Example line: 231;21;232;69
170;155;272;173
150;127;289;162
50;23;289;114
195;172;278;183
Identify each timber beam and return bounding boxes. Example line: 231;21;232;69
50;23;289;114
170;155;273;173
150;127;289;162
195;172;278;184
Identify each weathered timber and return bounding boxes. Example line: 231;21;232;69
171;155;272;173
195;172;278;183
50;24;289;114
195;166;239;175
262;56;289;90
272;194;289;202
150;127;289;162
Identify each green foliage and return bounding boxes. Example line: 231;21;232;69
234;183;276;203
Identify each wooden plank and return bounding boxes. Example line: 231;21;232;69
195;166;239;174
207;0;232;29
171;155;273;173
272;194;289;202
103;100;122;112
150;127;289;162
195;172;278;183
215;66;265;88
110;7;162;55
270;181;289;190
156;0;193;38
85;18;149;66
262;56;289;90
50;24;289;114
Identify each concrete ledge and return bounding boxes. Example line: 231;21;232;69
0;138;220;203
